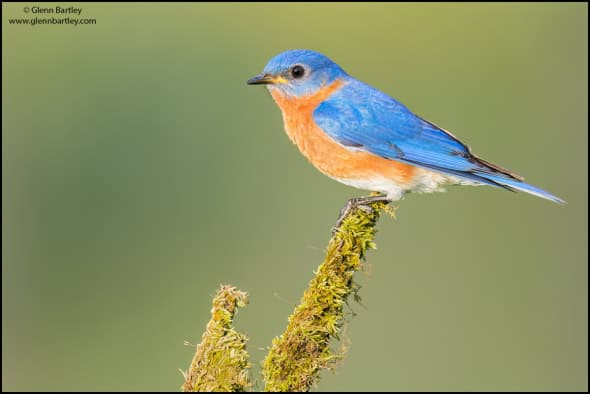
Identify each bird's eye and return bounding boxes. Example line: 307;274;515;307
291;65;305;79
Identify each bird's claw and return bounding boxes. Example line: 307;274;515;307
332;195;390;235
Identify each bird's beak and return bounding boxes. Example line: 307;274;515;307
247;73;286;85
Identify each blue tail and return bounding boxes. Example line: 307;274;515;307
400;158;566;204
481;174;566;205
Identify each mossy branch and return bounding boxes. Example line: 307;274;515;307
262;200;392;392
182;200;393;392
181;285;251;392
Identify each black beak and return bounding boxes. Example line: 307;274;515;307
247;73;275;85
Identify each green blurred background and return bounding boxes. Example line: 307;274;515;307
2;3;587;391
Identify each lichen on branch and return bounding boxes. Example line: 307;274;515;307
262;200;390;392
182;285;251;392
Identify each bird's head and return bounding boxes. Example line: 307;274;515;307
247;49;347;97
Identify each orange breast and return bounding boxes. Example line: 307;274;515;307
270;80;416;185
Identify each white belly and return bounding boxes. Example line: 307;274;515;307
332;168;470;201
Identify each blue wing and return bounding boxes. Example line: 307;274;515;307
313;78;565;204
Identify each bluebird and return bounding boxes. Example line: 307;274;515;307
247;50;564;221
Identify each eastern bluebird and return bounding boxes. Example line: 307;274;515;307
247;49;564;217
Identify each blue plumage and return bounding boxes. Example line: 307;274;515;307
314;78;565;204
249;49;565;204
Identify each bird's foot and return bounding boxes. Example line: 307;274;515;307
332;195;391;234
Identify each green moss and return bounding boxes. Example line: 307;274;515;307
262;201;389;392
182;285;252;392
182;200;393;392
